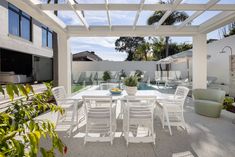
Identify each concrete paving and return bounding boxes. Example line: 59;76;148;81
38;90;235;157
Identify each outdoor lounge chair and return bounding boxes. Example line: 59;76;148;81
123;96;156;146
192;89;225;118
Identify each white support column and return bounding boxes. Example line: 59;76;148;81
192;34;207;89
57;32;72;94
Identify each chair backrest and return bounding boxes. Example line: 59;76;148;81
83;96;113;120
174;86;190;107
125;96;156;121
52;86;67;103
192;89;225;103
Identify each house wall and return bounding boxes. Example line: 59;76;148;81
0;0;53;58
72;61;158;81
171;35;235;85
0;0;53;82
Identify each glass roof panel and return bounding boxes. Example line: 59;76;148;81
191;11;222;25
84;11;108;26
109;0;140;4
145;0;171;4
58;11;81;25
173;11;195;25
75;0;104;3
39;0;66;4
218;0;235;4
137;11;155;25
110;11;136;25
182;0;209;4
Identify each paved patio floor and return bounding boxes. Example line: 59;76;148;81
38;90;235;157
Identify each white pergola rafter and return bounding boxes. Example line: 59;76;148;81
133;0;145;30
38;3;235;12
67;25;199;37
155;0;183;30
177;0;220;30
105;0;111;30
199;11;235;33
68;0;89;30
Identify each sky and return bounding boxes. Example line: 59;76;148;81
48;0;235;61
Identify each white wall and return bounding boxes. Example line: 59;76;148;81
72;61;158;81
171;35;235;85
207;35;235;85
0;0;53;58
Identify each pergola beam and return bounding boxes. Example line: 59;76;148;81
105;0;111;30
155;0;183;30
67;25;199;37
68;0;89;30
199;11;235;33
177;0;220;30
38;3;235;12
133;0;145;30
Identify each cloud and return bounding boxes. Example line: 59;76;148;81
69;37;127;61
70;37;118;49
58;11;80;25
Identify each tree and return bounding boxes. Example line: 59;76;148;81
223;22;235;37
147;0;188;57
115;37;145;61
151;37;192;59
134;42;151;61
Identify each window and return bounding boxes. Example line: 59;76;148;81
42;26;53;49
8;4;32;41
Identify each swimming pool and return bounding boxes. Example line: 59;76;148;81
96;83;156;90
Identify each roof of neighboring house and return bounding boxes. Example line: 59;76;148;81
73;51;102;61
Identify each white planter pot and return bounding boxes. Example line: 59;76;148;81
125;86;137;96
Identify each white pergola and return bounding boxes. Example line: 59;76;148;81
6;0;235;93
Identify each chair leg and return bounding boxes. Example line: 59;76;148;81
69;109;75;137
56;112;60;126
162;111;165;128
164;108;172;136
181;113;186;130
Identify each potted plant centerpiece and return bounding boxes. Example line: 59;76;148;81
124;75;138;95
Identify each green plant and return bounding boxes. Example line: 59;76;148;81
223;97;234;110
134;70;143;82
119;69;127;79
103;71;111;82
0;83;66;157
124;76;138;87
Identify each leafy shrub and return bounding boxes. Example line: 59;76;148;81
103;71;111;82
124;76;138;87
0;83;65;157
223;97;234;110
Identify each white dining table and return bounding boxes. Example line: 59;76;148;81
70;90;162;100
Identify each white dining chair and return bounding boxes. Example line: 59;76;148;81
83;96;116;145
52;86;81;136
123;96;156;146
156;86;189;135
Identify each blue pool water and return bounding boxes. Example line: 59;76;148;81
97;83;156;90
138;83;156;90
